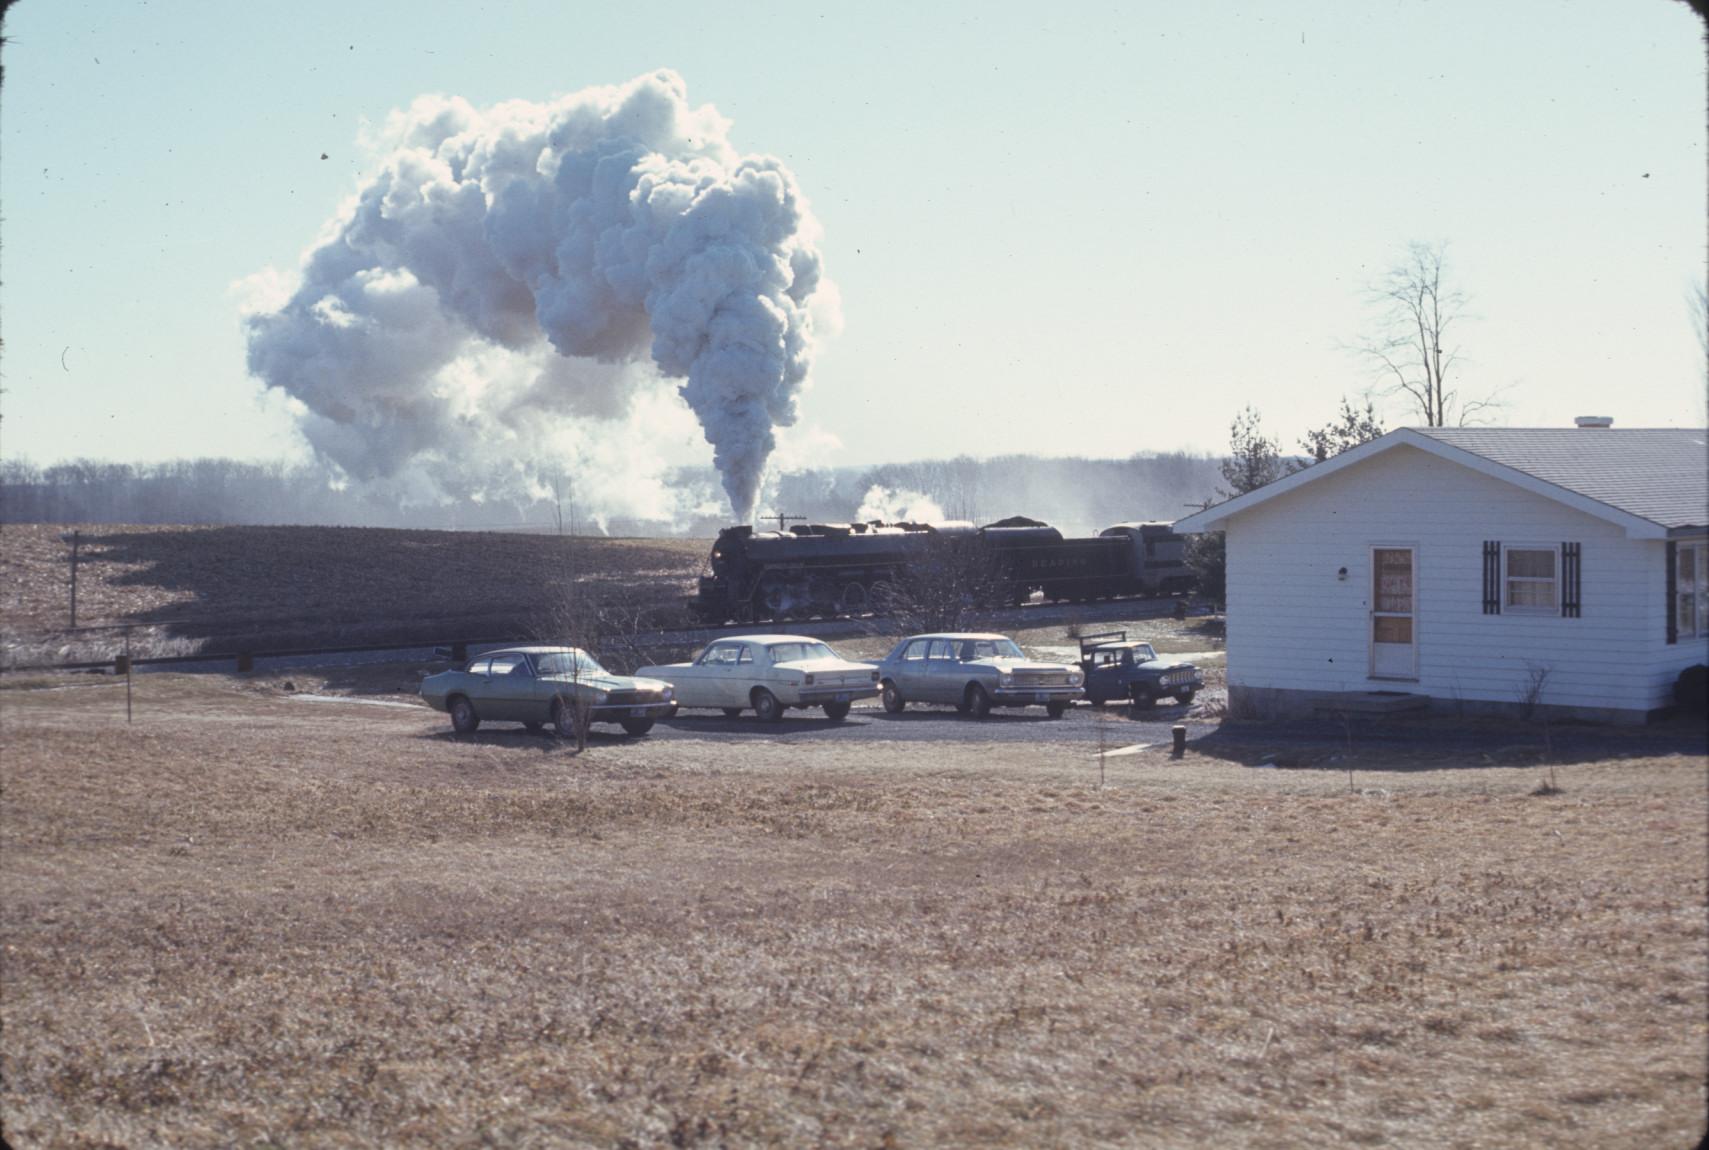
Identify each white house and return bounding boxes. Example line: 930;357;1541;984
1174;425;1709;723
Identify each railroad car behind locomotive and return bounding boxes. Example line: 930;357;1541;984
688;517;1195;624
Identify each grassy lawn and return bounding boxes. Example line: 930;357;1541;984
2;675;1705;1148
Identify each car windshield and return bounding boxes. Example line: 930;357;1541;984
768;641;837;664
534;650;604;676
958;638;1024;661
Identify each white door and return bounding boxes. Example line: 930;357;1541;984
1371;548;1416;679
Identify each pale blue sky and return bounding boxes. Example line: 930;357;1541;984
3;0;1704;478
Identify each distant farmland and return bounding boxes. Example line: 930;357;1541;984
1;524;710;664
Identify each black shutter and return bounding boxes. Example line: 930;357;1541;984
1666;540;1678;645
1561;542;1581;618
1482;541;1501;614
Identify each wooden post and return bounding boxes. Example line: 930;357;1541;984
65;530;81;628
124;628;132;723
1171;724;1186;758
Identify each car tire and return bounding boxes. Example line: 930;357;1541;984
551;697;578;738
620;718;655;736
449;696;480;734
880;681;906;713
722;707;744;718
1174;688;1197;706
965;684;992;718
823;700;851;721
1046;700;1068;719
752;688;783;723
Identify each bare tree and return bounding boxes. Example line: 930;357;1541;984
1356;241;1498;427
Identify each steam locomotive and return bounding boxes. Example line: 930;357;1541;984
686;517;1194;623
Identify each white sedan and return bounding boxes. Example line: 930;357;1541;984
637;634;880;721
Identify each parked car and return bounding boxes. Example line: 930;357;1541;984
636;634;879;721
420;646;677;736
876;632;1084;718
1076;631;1203;707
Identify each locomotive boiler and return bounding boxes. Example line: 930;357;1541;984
686;517;1194;624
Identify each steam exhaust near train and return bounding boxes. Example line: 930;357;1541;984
687;517;1194;624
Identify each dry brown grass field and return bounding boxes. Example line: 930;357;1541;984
1;524;710;663
3;672;1705;1148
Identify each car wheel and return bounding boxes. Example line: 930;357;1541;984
965;683;992;718
880;681;905;713
823;700;851;721
1046;700;1068;719
449;696;480;733
620;718;655;736
1131;687;1157;709
551;697;578;738
524;720;544;734
722;707;744;718
752;688;783;723
1174;688;1197;706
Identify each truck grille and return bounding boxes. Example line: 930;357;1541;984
1161;671;1193;687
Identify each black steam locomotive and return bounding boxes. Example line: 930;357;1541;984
686;517;1194;623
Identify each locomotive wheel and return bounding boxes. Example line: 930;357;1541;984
839;583;868;613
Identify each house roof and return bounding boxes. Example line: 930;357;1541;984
1174;427;1709;539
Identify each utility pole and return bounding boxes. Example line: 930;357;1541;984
767;512;806;532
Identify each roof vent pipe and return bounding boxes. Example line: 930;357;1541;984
1574;416;1614;428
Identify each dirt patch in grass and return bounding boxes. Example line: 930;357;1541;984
2;677;1704;1148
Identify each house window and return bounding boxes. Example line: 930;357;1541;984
1504;547;1558;612
1679;541;1709;640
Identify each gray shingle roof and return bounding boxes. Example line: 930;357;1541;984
1415;428;1709;530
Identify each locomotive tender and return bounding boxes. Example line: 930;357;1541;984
687;517;1193;624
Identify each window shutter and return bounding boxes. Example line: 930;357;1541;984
1482;541;1501;614
1561;542;1581;618
1666;540;1678;644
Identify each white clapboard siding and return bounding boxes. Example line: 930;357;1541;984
1223;443;1701;714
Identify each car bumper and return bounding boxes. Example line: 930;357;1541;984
990;686;1085;706
588;701;679;723
795;686;881;706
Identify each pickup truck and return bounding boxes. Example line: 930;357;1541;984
1076;630;1202;708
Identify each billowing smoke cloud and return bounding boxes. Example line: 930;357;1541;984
856;485;946;524
244;71;831;521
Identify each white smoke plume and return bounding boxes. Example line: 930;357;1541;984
244;71;832;521
856;485;946;524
